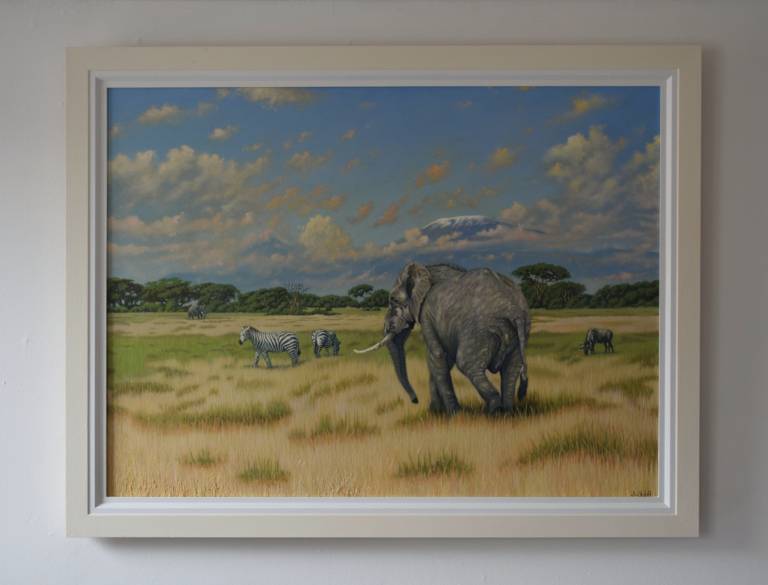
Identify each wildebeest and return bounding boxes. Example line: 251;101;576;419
580;328;614;355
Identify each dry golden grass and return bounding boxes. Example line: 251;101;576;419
107;310;659;497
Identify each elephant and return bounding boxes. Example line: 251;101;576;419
354;262;531;415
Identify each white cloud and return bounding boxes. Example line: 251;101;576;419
286;150;332;172
138;104;183;125
487;146;519;170
108;145;270;211
237;87;315;108
298;215;356;262
209;125;239;141
341;128;357;141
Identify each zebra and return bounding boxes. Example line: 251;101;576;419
579;328;615;355
239;325;301;368
311;329;341;357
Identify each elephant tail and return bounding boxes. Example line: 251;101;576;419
514;318;529;401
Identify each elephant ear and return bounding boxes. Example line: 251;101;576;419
399;262;431;323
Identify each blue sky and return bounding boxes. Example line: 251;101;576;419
107;85;660;294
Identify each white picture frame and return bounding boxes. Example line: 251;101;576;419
66;45;701;538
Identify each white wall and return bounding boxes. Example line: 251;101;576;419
1;1;766;583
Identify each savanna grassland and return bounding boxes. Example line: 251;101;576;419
107;307;659;497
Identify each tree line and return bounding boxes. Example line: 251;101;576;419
511;263;658;309
107;263;658;314
106;277;390;314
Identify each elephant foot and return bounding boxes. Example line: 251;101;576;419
429;400;445;414
485;397;502;415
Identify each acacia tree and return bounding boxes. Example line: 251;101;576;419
106;277;144;311
142;278;192;311
512;263;571;308
544;281;586;309
348;284;374;303
285;281;309;314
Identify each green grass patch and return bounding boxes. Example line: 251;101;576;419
396;451;473;478
396;392;608;427
518;423;657;464
181;448;220;467
291;415;379;440
235;378;273;391
238;458;289;482
163;396;207;414
154;365;190;378
290;382;313;398
374;397;404;415
599;376;656;401
109;381;175;396
310;373;377;402
174;384;200;398
135;400;290;428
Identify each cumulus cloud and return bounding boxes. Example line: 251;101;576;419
209;125;239;141
348;201;374;224
265;185;345;216
242;143;263;152
555;93;611;123
137;101;215;126
286;150;332;172
545;125;625;209
500;202;528;224
415;161;450;188
341;128;357;141
297;131;312;143
487;146;519;170
299;215;355;261
108;145;270;212
109;211;251;239
138;104;183;125
109;124;122;138
236;87;315;108
374;196;407;226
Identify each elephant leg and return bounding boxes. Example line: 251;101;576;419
264;352;273;369
500;349;525;410
422;323;460;414
456;338;502;414
430;354;460;414
428;372;446;414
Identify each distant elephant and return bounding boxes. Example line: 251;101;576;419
355;263;530;415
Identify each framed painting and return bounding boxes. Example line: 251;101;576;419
66;45;701;537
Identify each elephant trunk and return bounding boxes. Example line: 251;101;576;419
385;330;419;404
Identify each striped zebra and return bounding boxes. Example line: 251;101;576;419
239;325;301;368
311;329;341;357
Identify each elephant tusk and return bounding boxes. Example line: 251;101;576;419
354;333;393;354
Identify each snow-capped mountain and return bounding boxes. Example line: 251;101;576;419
420;215;542;240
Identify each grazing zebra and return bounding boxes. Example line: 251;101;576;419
239;325;300;368
580;328;615;355
311;329;341;357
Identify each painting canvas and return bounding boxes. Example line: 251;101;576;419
106;84;661;498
